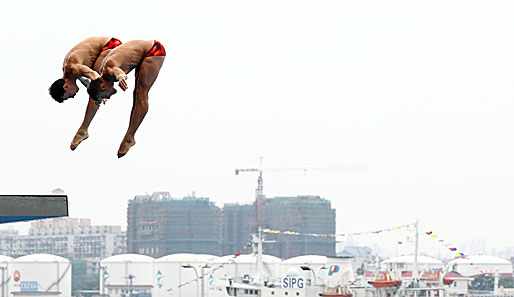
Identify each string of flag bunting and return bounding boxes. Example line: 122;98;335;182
424;232;493;272
165;224;468;293
263;222;416;238
166;241;253;294
425;231;466;257
471;266;493;274
263;224;467;258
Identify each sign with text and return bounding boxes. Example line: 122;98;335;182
282;277;304;289
20;281;38;292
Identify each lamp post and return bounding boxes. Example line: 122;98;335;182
201;264;211;297
182;265;200;297
100;265;107;296
300;266;327;292
0;266;5;297
300;266;316;287
316;266;328;290
127;274;135;297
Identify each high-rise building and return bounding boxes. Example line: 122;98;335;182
127;192;222;257
127;192;336;259
221;195;336;259
261;196;336;259
222;202;258;255
0;229;18;256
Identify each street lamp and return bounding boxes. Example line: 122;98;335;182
201;264;211;297
300;266;327;290
182;265;200;297
99;265;107;296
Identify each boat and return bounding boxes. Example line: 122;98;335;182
368;272;402;288
422;270;454;286
212;227;318;297
322;284;353;297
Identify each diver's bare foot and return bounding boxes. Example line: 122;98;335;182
70;130;89;151
117;137;136;158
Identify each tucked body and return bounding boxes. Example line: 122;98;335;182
49;37;122;102
86;40;166;158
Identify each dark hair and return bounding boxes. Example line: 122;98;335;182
87;78;103;101
49;79;66;103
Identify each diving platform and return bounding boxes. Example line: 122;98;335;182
0;195;68;224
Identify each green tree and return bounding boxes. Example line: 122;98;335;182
499;277;514;288
470;275;494;291
72;274;99;291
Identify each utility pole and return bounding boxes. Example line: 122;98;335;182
127;274;135;297
413;220;419;289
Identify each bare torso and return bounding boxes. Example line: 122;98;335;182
99;40;155;80
63;37;112;79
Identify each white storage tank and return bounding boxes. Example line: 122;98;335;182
447;255;513;276
380;255;444;273
0;255;13;297
281;255;354;288
153;253;218;297
8;254;71;297
210;254;282;284
100;254;154;297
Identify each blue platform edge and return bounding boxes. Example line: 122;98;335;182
0;216;60;224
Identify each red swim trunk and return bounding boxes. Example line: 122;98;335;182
102;37;122;51
145;40;166;57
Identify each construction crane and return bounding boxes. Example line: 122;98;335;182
235;157;265;225
235;157;365;226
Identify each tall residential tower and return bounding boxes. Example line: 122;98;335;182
127;192;222;257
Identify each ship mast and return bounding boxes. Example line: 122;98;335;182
413;219;419;286
251;228;265;285
251;226;274;286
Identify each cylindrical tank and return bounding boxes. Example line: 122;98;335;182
0;256;13;297
100;253;154;296
8;254;71;296
211;254;282;284
447;255;513;276
153;253;218;297
380;255;444;273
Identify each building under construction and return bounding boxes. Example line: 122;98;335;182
128;192;335;259
127;192;222;257
222;196;336;259
222;202;258;255
262;196;336;258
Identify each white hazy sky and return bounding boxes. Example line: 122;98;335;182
1;1;514;258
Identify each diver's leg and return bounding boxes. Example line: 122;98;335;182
70;97;100;150
118;56;165;158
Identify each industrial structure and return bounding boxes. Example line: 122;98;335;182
153;253;218;297
447;255;514;276
0;217;126;293
100;254;154;297
8;254;71;297
0;255;12;297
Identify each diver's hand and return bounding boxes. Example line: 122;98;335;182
78;76;91;87
116;74;128;91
